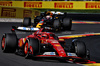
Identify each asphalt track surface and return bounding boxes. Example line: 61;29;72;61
67;13;100;21
0;22;100;66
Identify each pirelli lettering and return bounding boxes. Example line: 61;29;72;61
86;3;100;8
24;2;42;8
0;2;12;6
1;8;16;17
54;2;73;8
23;10;32;17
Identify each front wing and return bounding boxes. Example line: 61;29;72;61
33;52;96;64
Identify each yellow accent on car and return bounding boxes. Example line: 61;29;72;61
36;23;42;28
59;39;64;41
55;45;60;46
69;59;73;61
56;17;58;19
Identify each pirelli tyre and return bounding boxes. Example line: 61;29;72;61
72;40;87;58
24;38;40;59
62;18;72;30
53;19;61;31
1;33;17;53
23;17;31;27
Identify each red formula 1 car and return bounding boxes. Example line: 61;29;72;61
1;28;95;64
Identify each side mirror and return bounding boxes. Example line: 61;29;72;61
11;29;15;33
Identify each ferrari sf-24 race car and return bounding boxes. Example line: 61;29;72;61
23;11;72;31
1;27;96;64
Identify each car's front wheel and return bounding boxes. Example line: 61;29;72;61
24;38;40;59
72;40;87;58
1;33;17;53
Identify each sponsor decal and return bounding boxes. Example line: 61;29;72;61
24;2;42;8
23;27;30;30
31;28;34;30
50;52;55;55
51;40;58;43
1;8;16;17
67;53;77;56
23;27;26;30
86;2;100;8
23;10;32;17
43;52;56;55
0;2;12;6
54;2;73;8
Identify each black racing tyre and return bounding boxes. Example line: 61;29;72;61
62;18;72;30
24;38;39;59
1;33;17;53
23;17;31;27
72;40;86;58
53;19;61;31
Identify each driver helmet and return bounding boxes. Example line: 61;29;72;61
46;15;50;19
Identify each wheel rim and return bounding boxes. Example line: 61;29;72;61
30;46;33;54
2;37;5;50
24;42;28;55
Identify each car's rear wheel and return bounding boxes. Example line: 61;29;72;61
23;17;31;27
53;19;61;31
62;18;72;30
24;38;40;59
1;33;17;53
72;40;87;58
